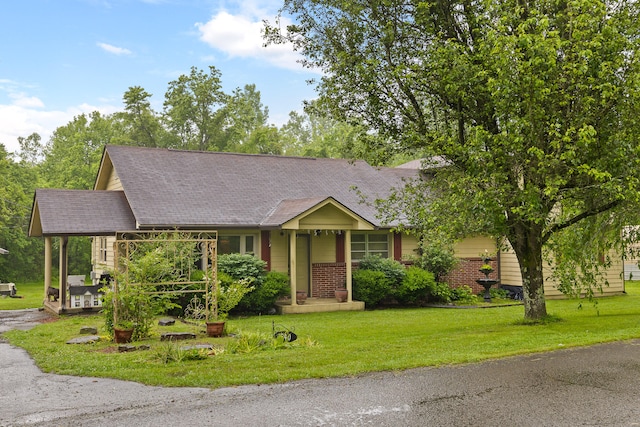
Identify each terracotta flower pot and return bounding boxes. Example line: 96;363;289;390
206;321;225;337
335;288;348;303
296;291;307;305
113;327;133;343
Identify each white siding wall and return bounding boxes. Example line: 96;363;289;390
500;242;625;298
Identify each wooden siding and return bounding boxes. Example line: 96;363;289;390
311;232;337;263
105;167;123;191
91;235;116;276
453;236;497;258
401;234;420;260
270;231;289;273
499;249;522;287
500;243;625;298
298;204;361;229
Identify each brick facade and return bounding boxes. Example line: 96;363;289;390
310;258;499;298
311;262;347;298
443;258;499;294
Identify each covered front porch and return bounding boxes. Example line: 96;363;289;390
269;197;374;313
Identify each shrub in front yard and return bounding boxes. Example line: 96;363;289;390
450;285;477;305
217;253;267;285
357;255;406;288
352;269;393;308
236;271;290;314
394;266;436;305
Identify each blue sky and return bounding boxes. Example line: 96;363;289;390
0;0;319;154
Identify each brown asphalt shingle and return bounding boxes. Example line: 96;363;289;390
105;146;418;228
30;189;136;236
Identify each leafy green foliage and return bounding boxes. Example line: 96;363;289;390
268;0;640;320
394;266;435;305
217;253;267;285
101;283;167;341
413;243;459;282
153;341;210;364
216;273;254;321
450;285;477;305
352;269;393;308
0;146;44;282
237;271;290;314
357;255;406;287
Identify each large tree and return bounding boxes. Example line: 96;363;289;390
266;0;640;319
162;66;228;151
113;86;169;148
0;145;44;281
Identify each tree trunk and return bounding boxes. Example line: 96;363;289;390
510;222;548;320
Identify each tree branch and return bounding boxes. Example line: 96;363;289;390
542;199;621;244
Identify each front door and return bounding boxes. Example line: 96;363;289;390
296;234;310;295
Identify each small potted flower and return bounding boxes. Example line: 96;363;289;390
205;273;253;337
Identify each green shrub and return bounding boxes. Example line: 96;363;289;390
414;244;459;282
102;283;176;341
429;282;453;304
487;287;509;299
237;271;290;314
217;253;267;286
450;285;477;305
352;269;393;308
394;266;435;305
358;255;406;287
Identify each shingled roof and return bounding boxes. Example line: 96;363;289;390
29;189;136;237
99;145;418;229
30;146;420;237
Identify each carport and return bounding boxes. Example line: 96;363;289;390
28;189;136;314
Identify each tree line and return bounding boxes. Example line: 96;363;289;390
0;65;410;283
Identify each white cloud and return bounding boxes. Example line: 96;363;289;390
10;93;45;108
195;11;307;72
0;101;120;155
97;42;132;55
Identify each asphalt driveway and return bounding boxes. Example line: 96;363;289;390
2;309;640;426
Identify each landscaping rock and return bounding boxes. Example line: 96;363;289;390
158;318;175;326
118;345;150;353
80;326;98;334
67;335;100;344
180;344;213;351
160;332;195;341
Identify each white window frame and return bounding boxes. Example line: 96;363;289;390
351;233;390;261
218;234;258;255
99;237;108;263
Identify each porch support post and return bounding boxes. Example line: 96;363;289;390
44;236;52;301
289;231;297;305
345;229;353;302
59;236;68;309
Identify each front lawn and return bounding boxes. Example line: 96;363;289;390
0;281;44;310
4;282;640;389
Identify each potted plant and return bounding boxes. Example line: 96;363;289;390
296;290;308;304
102;270;171;343
205;274;253;337
113;319;134;343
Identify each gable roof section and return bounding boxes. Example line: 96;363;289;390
261;197;375;230
29;189;136;237
99;145;417;229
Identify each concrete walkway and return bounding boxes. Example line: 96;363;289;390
2;309;640;426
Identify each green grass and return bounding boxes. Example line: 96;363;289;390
0;281;44;310
4;282;640;389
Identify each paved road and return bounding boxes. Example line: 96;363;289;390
2;309;640;426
